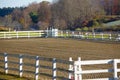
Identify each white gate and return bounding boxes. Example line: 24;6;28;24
46;28;58;37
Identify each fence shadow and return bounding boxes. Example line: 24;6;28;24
0;72;32;80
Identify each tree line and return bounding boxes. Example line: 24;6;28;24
0;0;120;31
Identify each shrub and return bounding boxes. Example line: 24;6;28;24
82;27;88;32
75;28;82;31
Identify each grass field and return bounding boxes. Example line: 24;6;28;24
0;38;120;79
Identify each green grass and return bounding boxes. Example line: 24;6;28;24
103;20;120;27
84;34;110;39
0;31;118;40
58;32;112;39
0;72;30;80
0;31;44;38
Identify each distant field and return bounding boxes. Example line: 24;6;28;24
103;20;120;27
0;38;120;79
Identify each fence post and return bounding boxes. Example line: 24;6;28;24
69;57;73;80
40;31;43;37
28;32;30;38
8;32;11;38
35;56;39;80
66;31;69;37
78;57;82;80
113;59;118;80
72;32;74;38
52;58;56;80
79;32;81;38
86;33;88;39
61;31;63;37
74;57;82;80
101;33;104;40
19;54;23;77
4;53;8;74
4;32;6;39
109;34;112;40
93;33;95;39
118;34;120;37
17;31;19;39
74;61;78;80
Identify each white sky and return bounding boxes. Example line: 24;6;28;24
0;0;53;8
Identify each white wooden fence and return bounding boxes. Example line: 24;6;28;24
0;30;46;39
70;57;120;80
0;53;120;80
0;53;73;80
58;30;120;41
0;30;120;41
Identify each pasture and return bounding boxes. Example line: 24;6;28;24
0;38;120;79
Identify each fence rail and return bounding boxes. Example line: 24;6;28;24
58;30;120;41
0;30;120;41
0;53;73;80
0;53;120;80
0;30;45;39
73;57;120;80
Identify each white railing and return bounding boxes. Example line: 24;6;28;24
0;53;120;80
0;30;120;41
58;30;120;41
0;30;119;40
72;57;120;80
0;53;73;80
0;30;46;39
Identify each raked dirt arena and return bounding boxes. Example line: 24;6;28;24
0;38;120;60
0;38;120;79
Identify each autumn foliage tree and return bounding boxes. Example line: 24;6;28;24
38;1;51;29
52;0;105;30
0;0;119;31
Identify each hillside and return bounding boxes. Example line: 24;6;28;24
103;20;120;27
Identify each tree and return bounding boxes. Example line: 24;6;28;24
22;2;40;30
113;0;120;15
38;1;51;29
0;0;108;30
29;12;38;23
52;0;105;30
91;19;100;32
0;7;14;17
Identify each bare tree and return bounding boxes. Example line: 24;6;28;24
52;0;105;29
38;1;52;29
